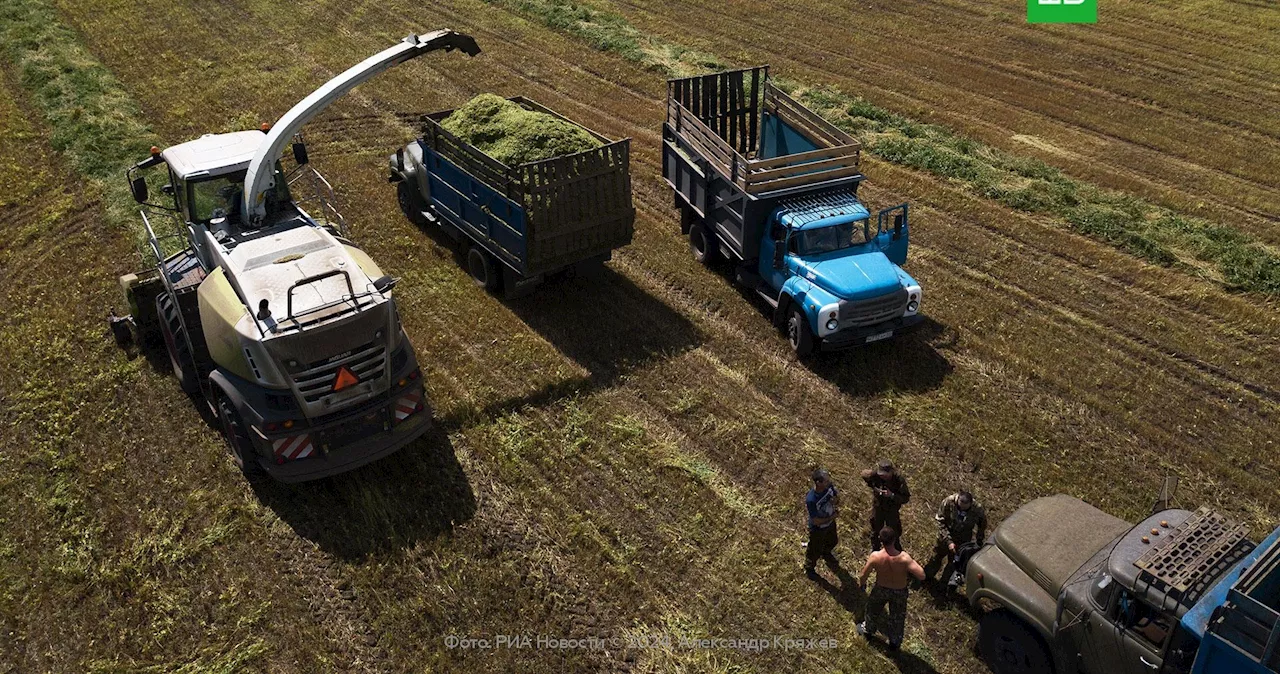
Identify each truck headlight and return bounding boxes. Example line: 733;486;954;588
904;285;922;315
817;302;840;337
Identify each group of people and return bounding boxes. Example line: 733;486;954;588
803;461;987;651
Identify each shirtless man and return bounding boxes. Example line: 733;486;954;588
856;527;925;650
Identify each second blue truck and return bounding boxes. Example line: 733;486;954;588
663;67;923;355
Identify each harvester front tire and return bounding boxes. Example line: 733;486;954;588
215;391;264;477
156;294;199;395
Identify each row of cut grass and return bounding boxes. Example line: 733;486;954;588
485;0;1280;295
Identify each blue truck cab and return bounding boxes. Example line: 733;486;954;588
662;66;922;355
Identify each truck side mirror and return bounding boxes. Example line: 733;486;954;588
893;213;905;241
130;175;148;203
773;241;785;269
292;142;309;166
770;223;786;241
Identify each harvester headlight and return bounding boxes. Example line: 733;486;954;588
826;318;839;332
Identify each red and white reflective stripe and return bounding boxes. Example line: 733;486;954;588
272;434;314;460
394;392;421;421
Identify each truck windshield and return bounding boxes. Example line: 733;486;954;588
796;219;873;255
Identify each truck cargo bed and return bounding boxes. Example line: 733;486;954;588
416;97;634;278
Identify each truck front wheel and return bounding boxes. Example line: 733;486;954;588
786;305;816;357
397;181;430;227
689;223;718;266
977;610;1053;674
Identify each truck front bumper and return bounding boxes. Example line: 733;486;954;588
251;387;432;483
820;314;924;351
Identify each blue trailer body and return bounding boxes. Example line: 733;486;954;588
391;96;634;296
1188;526;1280;674
662;66;923;355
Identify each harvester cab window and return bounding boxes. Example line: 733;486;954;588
189;172;246;227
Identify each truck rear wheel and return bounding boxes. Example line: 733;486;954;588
396;181;430;227
689;223;718;266
214;391;264;477
156;294;199;395
977;610;1053;674
786;304;815;357
466;245;501;293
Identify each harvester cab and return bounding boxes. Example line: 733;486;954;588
116;30;480;482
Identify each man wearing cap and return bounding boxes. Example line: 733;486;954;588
925;490;987;591
804;469;841;580
861;460;911;551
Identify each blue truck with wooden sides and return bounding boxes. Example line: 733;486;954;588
390;97;634;298
661;66;922;356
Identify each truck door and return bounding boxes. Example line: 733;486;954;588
757;220;792;294
1080;573;1128;674
876;204;909;265
1111;588;1172;674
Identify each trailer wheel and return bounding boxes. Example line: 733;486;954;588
396;181;430;227
786;305;815;357
215;391;264;477
689;223;718;265
466;245;501;293
977;610;1053;674
156;294;199;395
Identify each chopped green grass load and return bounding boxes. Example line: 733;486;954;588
441;93;602;166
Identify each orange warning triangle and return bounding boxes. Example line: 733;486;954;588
332;366;360;392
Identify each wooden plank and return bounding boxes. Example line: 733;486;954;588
767;84;857;146
748;68;760;155
747;144;860;170
746;155;859;183
745;165;864;194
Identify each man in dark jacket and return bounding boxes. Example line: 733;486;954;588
804;469;841;580
861;460;910;551
925;490;987;591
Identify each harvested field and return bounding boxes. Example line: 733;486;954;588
0;0;1276;672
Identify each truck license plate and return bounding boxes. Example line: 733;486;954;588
866;330;894;343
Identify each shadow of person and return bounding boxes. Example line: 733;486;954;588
865;635;941;674
249;423;476;560
811;563;867;617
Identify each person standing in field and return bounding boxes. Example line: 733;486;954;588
804;469;841;580
857;526;925;651
925;490;987;592
861;460;911;551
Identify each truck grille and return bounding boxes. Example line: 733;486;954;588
839;289;908;327
289;341;387;404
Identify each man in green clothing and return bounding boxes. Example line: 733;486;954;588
924;490;987;592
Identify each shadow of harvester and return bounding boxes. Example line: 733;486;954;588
251;423;475;560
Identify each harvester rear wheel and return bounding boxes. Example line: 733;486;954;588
156;294;199;395
215;391;264;477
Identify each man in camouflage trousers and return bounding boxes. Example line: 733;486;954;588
861;460;911;551
925;490;987;592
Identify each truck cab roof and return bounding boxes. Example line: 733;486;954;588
162;131;266;180
774;190;870;231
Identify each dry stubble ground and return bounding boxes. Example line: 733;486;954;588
0;0;1276;672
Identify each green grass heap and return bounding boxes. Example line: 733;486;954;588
441;93;602;166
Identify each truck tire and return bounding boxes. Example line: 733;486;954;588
214;390;264;477
466;245;501;293
397;181;430;227
786;304;816;357
977;610;1053;674
156;293;199;395
689;223;718;266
